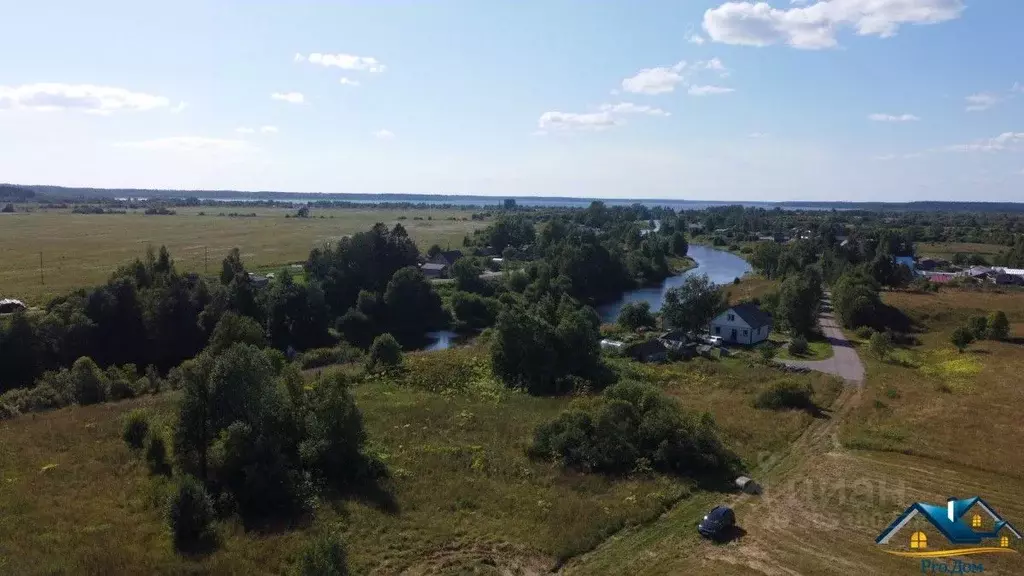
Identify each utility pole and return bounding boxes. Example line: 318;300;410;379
39;252;44;285
205;246;208;273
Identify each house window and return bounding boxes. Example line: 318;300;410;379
727;314;735;321
743;330;748;336
1001;536;1010;548
714;326;721;335
910;532;927;549
972;514;982;528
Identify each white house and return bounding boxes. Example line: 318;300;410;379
709;303;773;345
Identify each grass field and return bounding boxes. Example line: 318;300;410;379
917;241;1009;261
723;275;778;305
0;206;487;305
0;343;841;574
772;335;834;361
569;286;1024;575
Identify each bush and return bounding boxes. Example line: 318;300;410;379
366;333;403;371
788;336;809;355
967;316;989;340
617;301;656;331
123;410;151;450
950;325;975;353
107;365;138;401
854;326;875;339
147;432;172;476
297;344;363;370
71;356;109;405
988;310;1010;341
294;533;349;576
530;381;739;479
754;381;815;411
167;476;216;552
757;343;777;363
868;331;892;359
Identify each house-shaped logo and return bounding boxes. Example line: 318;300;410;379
876;496;1022;558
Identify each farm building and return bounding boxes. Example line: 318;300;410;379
0;298;27;314
420;262;448;279
709;303;773;345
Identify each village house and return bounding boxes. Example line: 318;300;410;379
430;250;464;267
0;298;27;314
626;339;668;363
709;303;773;345
420;262;448;279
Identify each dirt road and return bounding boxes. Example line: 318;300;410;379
778;293;865;384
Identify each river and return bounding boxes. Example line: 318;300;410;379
423;244;750;350
595;244;752;323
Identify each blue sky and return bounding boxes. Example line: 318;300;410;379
0;0;1021;201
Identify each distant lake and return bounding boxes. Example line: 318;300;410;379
596;244;752;323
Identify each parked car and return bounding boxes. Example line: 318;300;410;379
698;505;736;539
705;335;724;346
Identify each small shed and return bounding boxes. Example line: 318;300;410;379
420;262;448;279
627;339;668;363
736;476;762;495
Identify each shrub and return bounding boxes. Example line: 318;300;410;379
107;365;137;401
294;533;349;576
854;326;875;339
70;356;109;405
617;301;656;331
147;432;172;476
868;331;892;359
297;344;363;370
757;343;777;363
366;333;403;371
950;326;975;353
167;476;216;552
733;277;741;285
754;381;815;411
967;315;989;340
788;336;809;355
987;310;1010;341
123;410;151;450
530;381;739;479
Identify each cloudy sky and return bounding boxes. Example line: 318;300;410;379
1;0;1021;201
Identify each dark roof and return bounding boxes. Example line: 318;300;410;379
421;263;446;271
441;250;463;262
728;303;773;330
628;339;667;356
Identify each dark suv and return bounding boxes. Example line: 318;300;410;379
697;505;736;539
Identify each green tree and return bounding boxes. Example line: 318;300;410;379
670;232;689;257
661;274;724;333
988;310;1010;341
617;301;656;331
207;312;266;355
450;257;484;293
167;475;216;552
776;269;822;337
382;267;446;345
0;309;42;391
950;326;975;353
967;316;989;340
71;356;109;405
220;248;246;285
450;291;500;331
750;242;784;279
868;331;892;359
426;244;443;259
366;333;403;371
490;308;560;395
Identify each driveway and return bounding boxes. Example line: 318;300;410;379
777;293;865;385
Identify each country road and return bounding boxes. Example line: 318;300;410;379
778;292;865;384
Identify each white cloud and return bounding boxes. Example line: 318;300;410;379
260;125;278;134
271;92;305;104
537;111;619;133
699;57;728;76
599;102;670;116
235;127;256;134
868;113;920;122
703;0;965;50
945;132;1024;153
115;136;251;152
0;83;171;114
748;132;769;138
621;61;687;95
170;102;187;113
688;85;735;96
339;77;362;87
296;52;386;73
373;129;395;140
965;92;999;112
236;126;278;135
688;33;707;45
